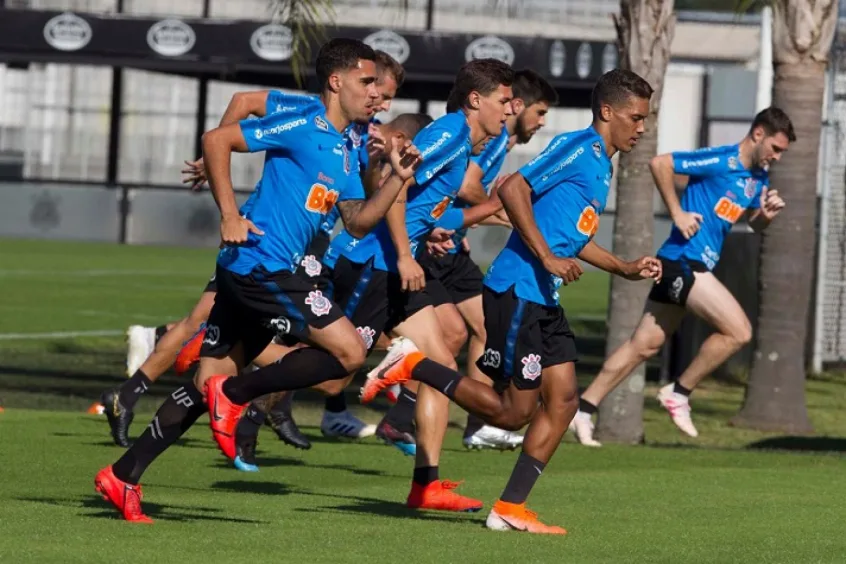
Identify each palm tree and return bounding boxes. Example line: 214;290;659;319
732;0;837;432
267;0;335;85
595;0;676;444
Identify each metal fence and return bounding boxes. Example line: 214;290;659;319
814;24;846;371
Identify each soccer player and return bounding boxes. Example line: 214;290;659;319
94;38;421;523
383;69;558;452
360;69;661;533
98;51;404;448
569;107;792;446
316;58;514;512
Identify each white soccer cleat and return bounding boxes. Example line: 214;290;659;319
360;337;420;403
657;384;699;437
125;325;156;377
463;425;523;450
320;410;377;439
569;411;602;447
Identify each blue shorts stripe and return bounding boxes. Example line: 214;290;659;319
503;296;527;378
344;260;374;319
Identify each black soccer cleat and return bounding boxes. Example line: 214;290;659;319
266;412;312;450
101;389;134;447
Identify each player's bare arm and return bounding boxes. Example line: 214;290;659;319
651;153;702;240
384;181;426;291
499;172;583;284
747;187;786;232
202;123;264;245
456;162;488;204
339;141;421;239
578;240;662;282
183;90;275;190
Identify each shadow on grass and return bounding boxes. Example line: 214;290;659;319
17;495;268;524
746;436;846;453
209;457;406;479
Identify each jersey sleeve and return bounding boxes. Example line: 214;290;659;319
265;91;318;116
435;207;465;231
338;168;365;202
519;134;584;196
672;147;732;177
240;110;310;153
413;124;462;187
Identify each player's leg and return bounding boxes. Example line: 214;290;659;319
656;271;752;437
572;299;684;446
96;274;245;522
388;301;485;512
101;286;216;447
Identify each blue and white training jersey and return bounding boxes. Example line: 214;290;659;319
657;144;767;270
438;127;511;253
217;102;365;275
325;111;472;272
484;126;613;307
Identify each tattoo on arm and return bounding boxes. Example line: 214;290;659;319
337;200;365;228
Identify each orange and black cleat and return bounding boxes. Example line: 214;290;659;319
205;375;247;460
406;480;483;513
485;500;567;535
174;328;205;375
94;466;153;523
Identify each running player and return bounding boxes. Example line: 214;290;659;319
319;58;513;512
360;69;661;533
99;51;404;448
569;106;792;446
381;69;558;453
94;38;421;523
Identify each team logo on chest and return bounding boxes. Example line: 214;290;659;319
314;115;329;131
521;354;542;381
356;326;376;349
592;141;602;158
300;255;322;277
744;178;757;199
304;290;332;317
342;145;352;174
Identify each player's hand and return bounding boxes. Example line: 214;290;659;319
427;228;455;258
397;254;425;292
220;214;264;245
182;158;207;191
759;187;785;220
389;140;422;181
542;255;583;285
366;123;387;161
672;210;703;239
623;256;662;282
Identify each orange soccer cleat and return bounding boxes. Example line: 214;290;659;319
485;500;567;535
174;328;205;375
360;337;420;404
94;466;153;523
205;375;247;460
406;480;484;513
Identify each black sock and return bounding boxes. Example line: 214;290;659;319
236;404;267;443
383;388;417;434
118;369;152;411
413;465;439;486
112;383;205;485
410;359;462;399
673;381;692;397
500;452;546;504
324;393;347;413
578;398;597;415
222;348;348;405
154;325;168;344
464;413;486;438
269;393;294;418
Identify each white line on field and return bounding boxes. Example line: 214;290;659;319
0;329;124;341
0;269;202;277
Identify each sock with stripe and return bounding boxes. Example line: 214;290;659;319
383;387;417;434
500;451;546;504
112;382;205;485
118;369;152;411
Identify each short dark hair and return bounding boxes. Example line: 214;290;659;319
316;38;376;88
751;107;796;142
445;58;515;113
389;113;433;138
375;50;405;88
590;69;653;118
512;69;558;107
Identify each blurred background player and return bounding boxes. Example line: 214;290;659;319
570;107;793;446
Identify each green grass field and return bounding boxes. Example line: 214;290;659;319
1;239;845;563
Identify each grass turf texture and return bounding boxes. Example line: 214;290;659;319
2;239;846;562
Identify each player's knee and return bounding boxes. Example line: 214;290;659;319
547;392;578;428
444;323;468;355
631;335;663;362
729;320;753;349
335;339;367;373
